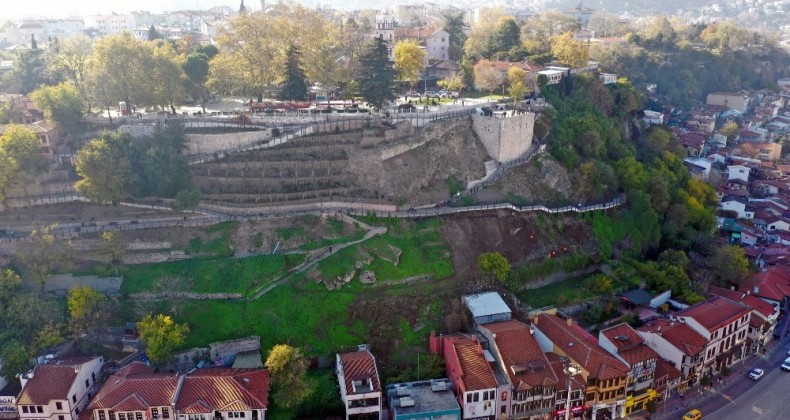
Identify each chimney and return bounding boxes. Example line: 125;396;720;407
754;285;760;294
567;317;573;327
533;316;539;326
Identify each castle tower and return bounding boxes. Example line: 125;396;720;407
371;10;396;59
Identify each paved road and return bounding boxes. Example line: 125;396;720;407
710;354;790;419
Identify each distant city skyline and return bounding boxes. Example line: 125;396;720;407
2;0;261;19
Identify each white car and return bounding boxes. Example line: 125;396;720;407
782;357;790;371
749;368;765;380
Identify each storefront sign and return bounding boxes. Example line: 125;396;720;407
552;404;586;416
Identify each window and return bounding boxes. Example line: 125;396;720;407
466;394;471;403
162;409;170;419
119;413;126;420
22;407;29;414
86;379;90;388
152;409;158;419
136;413;144;420
59;416;65;420
72;395;77;403
56;403;63;410
473;392;479;402
37;406;44;413
100;411;107;420
110;412;116;420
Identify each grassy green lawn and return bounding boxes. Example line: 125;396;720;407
517;272;630;309
120;254;295;294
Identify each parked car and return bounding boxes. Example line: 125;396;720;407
424;90;440;98
0;229;13;238
440;91;459;98
681;409;702;420
782;357;790;371
405;91;421;98
749;368;765;380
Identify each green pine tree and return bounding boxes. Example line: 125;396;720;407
279;45;308;101
357;37;397;110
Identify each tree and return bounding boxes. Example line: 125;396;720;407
148;25;163;41
437;75;465;92
463;8;509;59
20;225;73;291
356;37;397;109
308;41;351;108
45;35;93;100
150;42;186;115
74;133;136;204
588;13;630;38
710;245;751;289
394;40;426;87
551;32;590;68
98;231;125;265
30;82;85;135
265;344;311;409
279;45;308;101
8;49;48;94
477;252;511;283
0;342;30;379
472;60;505;95
172;189;202;211
0;124;49;176
0;149;17;203
720;120;740;141
507;67;528;100
88;32;154;110
137;313;189;365
523;12;582;55
441;11;467;61
183;52;210;113
68;285;110;335
31;322;65;353
482;17;521;58
640;16;676;48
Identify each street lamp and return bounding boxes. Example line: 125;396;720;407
564;364;580;420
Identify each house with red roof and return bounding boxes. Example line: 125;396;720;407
530;310;629;420
752;266;790;305
709;286;781;352
677;296;751;373
637;319;707;392
598;324;660;415
84;362;270;420
16;356;104;420
477;320;558;419
336;346;382;420
429;333;501;420
544;353;586;420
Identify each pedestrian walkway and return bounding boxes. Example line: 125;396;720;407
635;334;790;419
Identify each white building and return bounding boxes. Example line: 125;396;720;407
424;29;449;62
84;14;136;37
337;346;382;420
719;197;754;219
17;357;104;420
727;165;751;182
678;296;752;373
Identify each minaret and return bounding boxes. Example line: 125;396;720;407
260;0;265;12
239;0;246;14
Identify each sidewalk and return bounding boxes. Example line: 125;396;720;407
632;334;790;419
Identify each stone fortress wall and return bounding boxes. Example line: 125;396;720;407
471;113;535;162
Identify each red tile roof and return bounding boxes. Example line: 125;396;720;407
177;369;270;412
742;295;777;318
17;357;101;405
600;324;659;367
533;314;628;381
638;319;706;357
679;296;751;332
753;266;790;302
709;286;746;302
87;363;179;410
338;350;381;396
88;362;270;413
445;336;498;391
653;358;682;386
482;320;558;391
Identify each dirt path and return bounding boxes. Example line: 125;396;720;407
248;220;387;299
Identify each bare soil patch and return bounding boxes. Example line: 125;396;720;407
439;209;597;279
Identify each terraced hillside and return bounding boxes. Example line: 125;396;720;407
191;117;489;207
